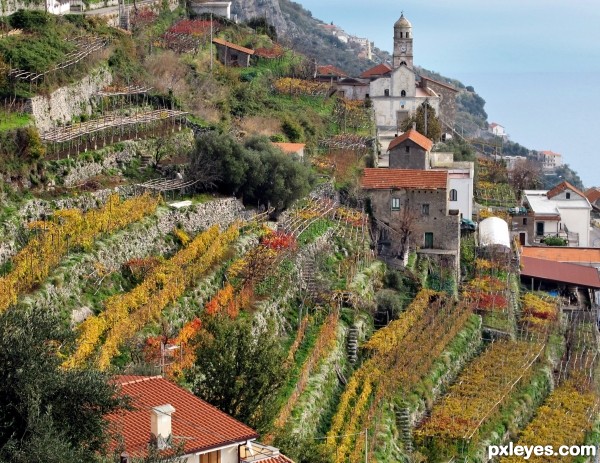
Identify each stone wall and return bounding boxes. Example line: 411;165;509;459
367;187;459;253
389;140;429;169
0;0;44;16
28;66;112;132
421;77;458;125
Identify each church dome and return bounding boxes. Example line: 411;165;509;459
394;14;412;29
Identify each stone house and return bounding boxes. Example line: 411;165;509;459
388;129;433;170
335;77;370;100
109;375;293;463
212;38;254;67
515;181;592;246
388;131;474;220
361;168;460;273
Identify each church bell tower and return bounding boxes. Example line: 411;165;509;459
393;12;413;68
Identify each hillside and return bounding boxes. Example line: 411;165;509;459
0;4;597;463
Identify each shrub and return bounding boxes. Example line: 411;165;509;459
542;236;567;246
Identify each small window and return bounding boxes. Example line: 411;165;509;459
422;204;430;216
566;192;571;199
401;90;407;97
400;61;407;66
391;198;400;210
406;32;410;38
523;217;528;225
405;145;410;153
384;89;390;96
399;32;403;38
365;93;370;98
449;189;457;201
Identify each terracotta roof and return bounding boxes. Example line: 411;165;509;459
212;38;254;55
273;142;305;153
540;150;561;156
521;247;600;265
247;456;295;463
489;122;502;128
520;256;600;289
546;181;586;200
388;129;434;152
360;63;392;78
585;188;600;204
361;168;447;190
107;376;258;457
316;64;347;77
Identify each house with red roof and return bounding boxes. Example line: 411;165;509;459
360;168;460;272
212;38;254;67
519;181;592;246
109;376;293;463
272;142;305;160
387;129;434;170
488;122;506;138
537;150;562;170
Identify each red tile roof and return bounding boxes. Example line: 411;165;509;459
546;181;586;200
361;168;447;190
273;142;305;154
316;64;347;77
585;188;600;204
520;256;600;289
251;457;295;463
360;63;392;78
521;247;600;265
212;38;254;55
540;150;561;156
107;376;258;457
388;129;434;152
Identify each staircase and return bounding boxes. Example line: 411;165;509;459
346;325;358;364
140;154;153;168
395;405;413;452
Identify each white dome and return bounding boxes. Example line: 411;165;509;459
479;217;510;249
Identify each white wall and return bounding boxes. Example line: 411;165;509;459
448;176;472;219
558;207;590;246
221;445;238;463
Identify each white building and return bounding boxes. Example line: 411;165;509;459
189;1;231;19
489;122;506;138
538;150;563;170
365;13;441;139
523;181;592;247
431;152;474;220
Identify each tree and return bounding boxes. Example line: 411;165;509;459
246;17;277;41
189;133;314;211
509;158;542;197
186;315;285;431
400;101;442;141
0;308;126;463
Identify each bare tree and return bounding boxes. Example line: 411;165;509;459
510;158;543;198
187;147;222;191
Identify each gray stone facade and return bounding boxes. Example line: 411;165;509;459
420;77;458;125
389;139;429;170
367;188;459;253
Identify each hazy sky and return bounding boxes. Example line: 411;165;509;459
297;0;600;187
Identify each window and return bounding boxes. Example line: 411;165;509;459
401;90;406;97
406;32;410;38
523;217;528;225
400;61;407;66
422;204;430;216
201;451;221;463
405;145;410;153
424;232;434;248
536;222;544;236
449;189;457;201
391;198;400;210
384;89;390;96
365;93;370;98
566;192;571;199
399;32;403;38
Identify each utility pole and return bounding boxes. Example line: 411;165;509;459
210;13;213;73
424;98;428;137
365;429;368;463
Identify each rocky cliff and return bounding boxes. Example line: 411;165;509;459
230;0;288;36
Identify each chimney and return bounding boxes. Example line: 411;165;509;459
412;122;416;131
151;404;176;447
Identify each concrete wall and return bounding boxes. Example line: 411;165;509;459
448;175;472;219
190;1;231;18
388;140;429;170
28;66;112;132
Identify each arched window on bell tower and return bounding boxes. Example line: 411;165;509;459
401;90;406;97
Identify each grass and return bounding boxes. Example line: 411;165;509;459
0;112;31;131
